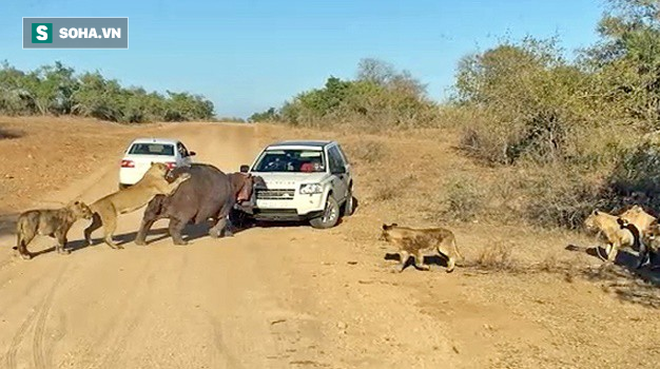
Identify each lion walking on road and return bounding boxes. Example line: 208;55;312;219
14;201;93;260
380;223;464;273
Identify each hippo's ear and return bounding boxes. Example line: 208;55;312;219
593;210;599;215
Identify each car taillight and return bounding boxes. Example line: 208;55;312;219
121;159;135;168
165;162;177;170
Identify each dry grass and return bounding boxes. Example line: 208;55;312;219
371;174;417;202
470;241;518;271
350;140;386;164
440;176;486;222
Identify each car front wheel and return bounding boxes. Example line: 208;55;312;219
310;196;340;229
343;188;356;216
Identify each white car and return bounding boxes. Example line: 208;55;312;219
118;138;195;189
237;140;355;229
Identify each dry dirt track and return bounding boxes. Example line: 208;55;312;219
0;123;460;368
2;122;659;369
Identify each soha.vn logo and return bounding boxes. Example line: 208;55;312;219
31;23;52;43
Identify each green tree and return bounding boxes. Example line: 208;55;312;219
584;0;660;127
248;107;279;122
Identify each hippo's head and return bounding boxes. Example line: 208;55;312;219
231;173;264;203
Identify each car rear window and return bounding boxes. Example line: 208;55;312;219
128;143;175;156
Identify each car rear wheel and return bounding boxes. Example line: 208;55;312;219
310;196;340;229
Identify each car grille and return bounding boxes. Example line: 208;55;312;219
256;189;296;200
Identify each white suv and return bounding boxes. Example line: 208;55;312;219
237;140;355;229
118;138;195;189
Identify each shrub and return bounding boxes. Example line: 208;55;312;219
473;241;517;271
521;171;604;229
255;58;440;130
0;61;214;123
349;140;386;164
606;136;660;212
442;177;485;222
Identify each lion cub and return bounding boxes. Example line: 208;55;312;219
14;201;93;259
380;223;464;273
84;162;191;249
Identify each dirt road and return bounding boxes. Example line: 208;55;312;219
1;122;658;369
0;123;455;368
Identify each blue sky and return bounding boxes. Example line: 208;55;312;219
1;0;605;118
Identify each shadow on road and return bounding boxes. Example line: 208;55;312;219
565;243;660;286
384;252;450;271
0;212;18;238
565;243;660;308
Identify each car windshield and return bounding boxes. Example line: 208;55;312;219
253;149;326;173
128;143;175;156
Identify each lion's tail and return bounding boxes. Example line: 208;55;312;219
13;217;25;251
452;236;466;267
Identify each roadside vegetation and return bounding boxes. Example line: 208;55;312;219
252;0;660;230
0;61;214;123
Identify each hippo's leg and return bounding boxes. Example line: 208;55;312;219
135;197;168;246
209;217;228;238
135;205;164;246
210;202;235;238
169;218;188;245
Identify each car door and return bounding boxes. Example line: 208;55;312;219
335;144;352;187
327;145;349;203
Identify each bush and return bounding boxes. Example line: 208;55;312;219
254;59;440;130
606;135;660;212
520;167;605;229
349;140;386;164
0;61;214;123
447;0;660;231
442;177;486;222
473;241;517;271
248;107;279;123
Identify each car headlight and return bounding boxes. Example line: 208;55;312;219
300;183;323;194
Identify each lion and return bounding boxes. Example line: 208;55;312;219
619;205;656;234
83;162;191;249
380;223;464;273
584;209;635;262
14;201;93;260
619;217;660;269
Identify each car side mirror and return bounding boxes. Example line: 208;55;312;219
333;167;346;175
189;151;196;156
240;165;250;173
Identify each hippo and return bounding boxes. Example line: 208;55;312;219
134;163;260;246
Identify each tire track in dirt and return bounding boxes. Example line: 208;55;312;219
85;258;155;369
209;316;244;369
0;255;15;272
44;312;67;368
32;264;68;369
4;263;67;369
4;303;39;369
